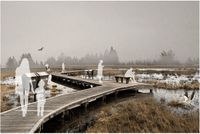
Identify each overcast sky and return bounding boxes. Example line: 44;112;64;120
1;1;199;65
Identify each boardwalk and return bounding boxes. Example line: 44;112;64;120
0;73;153;133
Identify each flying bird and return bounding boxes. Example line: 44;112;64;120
38;47;44;51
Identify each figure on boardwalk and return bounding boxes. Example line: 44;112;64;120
97;60;104;83
35;79;46;116
62;62;65;73
47;74;52;85
125;68;136;83
15;58;35;117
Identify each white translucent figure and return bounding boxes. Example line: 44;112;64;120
125;68;136;83
97;60;104;83
47;74;52;85
62;63;65;73
35;79;46;116
45;64;50;72
45;64;49;70
15;58;35;117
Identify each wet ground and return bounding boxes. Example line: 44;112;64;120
1;72;199;112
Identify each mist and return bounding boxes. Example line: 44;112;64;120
1;1;199;66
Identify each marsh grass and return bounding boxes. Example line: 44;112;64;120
0;71;15;80
0;85;16;112
1;70;18;112
86;98;199;133
167;100;195;110
147;80;199;90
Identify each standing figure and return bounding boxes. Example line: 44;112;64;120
97;60;104;83
35;79;46;116
45;64;50;72
125;68;136;83
15;58;35;117
62;62;65;73
47;74;52;85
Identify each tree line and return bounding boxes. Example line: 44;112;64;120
5;47;199;69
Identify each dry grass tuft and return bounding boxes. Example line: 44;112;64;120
0;70;15;80
167;100;194;110
149;81;200;90
0;85;16;112
87;98;199;133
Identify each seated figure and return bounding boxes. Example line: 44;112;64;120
125;68;136;83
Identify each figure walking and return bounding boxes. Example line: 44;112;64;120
35;79;46;116
47;74;52;85
15;58;35;117
97;60;104;83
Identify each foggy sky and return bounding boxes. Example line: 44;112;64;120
1;1;199;66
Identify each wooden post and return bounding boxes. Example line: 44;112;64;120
38;126;42;133
108;73;111;80
61;111;65;119
115;77;119;83
87;70;89;79
41;124;43;131
84;102;89;112
102;96;106;103
33;88;37;102
64;110;70;121
120;77;123;83
68;110;74;121
115;91;118;99
91;70;94;79
125;78;130;84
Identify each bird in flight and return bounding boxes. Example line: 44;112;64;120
38;47;44;51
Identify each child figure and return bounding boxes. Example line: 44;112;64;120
35;79;46;116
